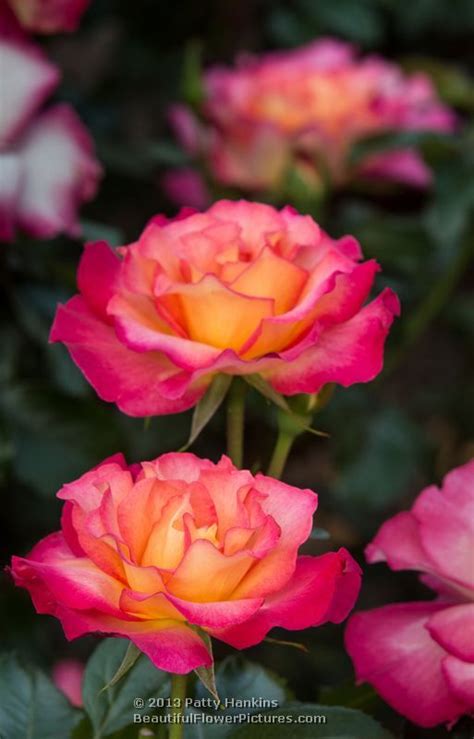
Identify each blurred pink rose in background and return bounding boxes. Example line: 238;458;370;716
170;38;456;194
52;659;84;707
345;459;474;728
11;452;361;673
50;200;399;416
0;35;101;241
0;0;90;34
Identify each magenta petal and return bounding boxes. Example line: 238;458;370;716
427;603;474;662
77;242;121;322
213;549;361;649
413;460;474;591
266;288;400;395
129;623;212;674
345;602;466;728
365;510;433;572
442;656;474;709
50;296;207;416
165;593;264;629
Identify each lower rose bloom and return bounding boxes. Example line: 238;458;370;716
11;452;361;674
50;200;399;416
345;460;474;728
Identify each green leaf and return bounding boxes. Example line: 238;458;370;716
193;631;219;702
196;656;287;714
82;638;169;738
244;375;290;412
309;527;331;541
228;703;393;738
181;374;232;450
100;642;142;693
0;653;81;739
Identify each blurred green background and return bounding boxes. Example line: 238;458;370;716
0;0;473;737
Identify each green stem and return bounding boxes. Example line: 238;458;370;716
168;673;187;739
267;429;296;480
226;378;246;467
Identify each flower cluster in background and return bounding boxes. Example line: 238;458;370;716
166;39;456;208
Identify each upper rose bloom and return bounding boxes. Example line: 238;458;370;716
11;452;361;673
0;0;90;34
50;200;399;416
170;38;455;195
0;35;101;241
345;460;474;728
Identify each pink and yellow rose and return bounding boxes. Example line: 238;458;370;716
11;452;361;673
50;200;399;416
0;34;101;240
345;459;474;728
169;38;455;198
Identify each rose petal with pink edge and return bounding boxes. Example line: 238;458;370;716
15;104;101;239
0;37;58;145
265;288;400;395
50;296;208;416
11;533;126;619
77;242;121;322
345;602;467;728
165;592;264;629
359;149;432;187
365;510;434;572
427;603;474;662
413;460;474;591
213;549;360;649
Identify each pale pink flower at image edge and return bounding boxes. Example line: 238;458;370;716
0;35;101;240
345;459;474;728
11;452;362;673
50;200;399;417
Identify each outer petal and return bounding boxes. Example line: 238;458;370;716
365;510;433;572
16;104;102;239
232;475;317;598
128;622;212;674
265;289;400;394
0;37;58;145
413;460;474;591
214;549;361;648
10;533;125;618
427;604;474;662
77;242;121;322
359;149;432;188
50;296;207;416
345;602;466;728
9;0;90;33
442;656;474;709
164;593;264;629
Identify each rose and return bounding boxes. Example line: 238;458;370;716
0;0;90;34
0;35;101;241
50;200;399;416
170;38;455;194
345;460;474;728
11;452;361;674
